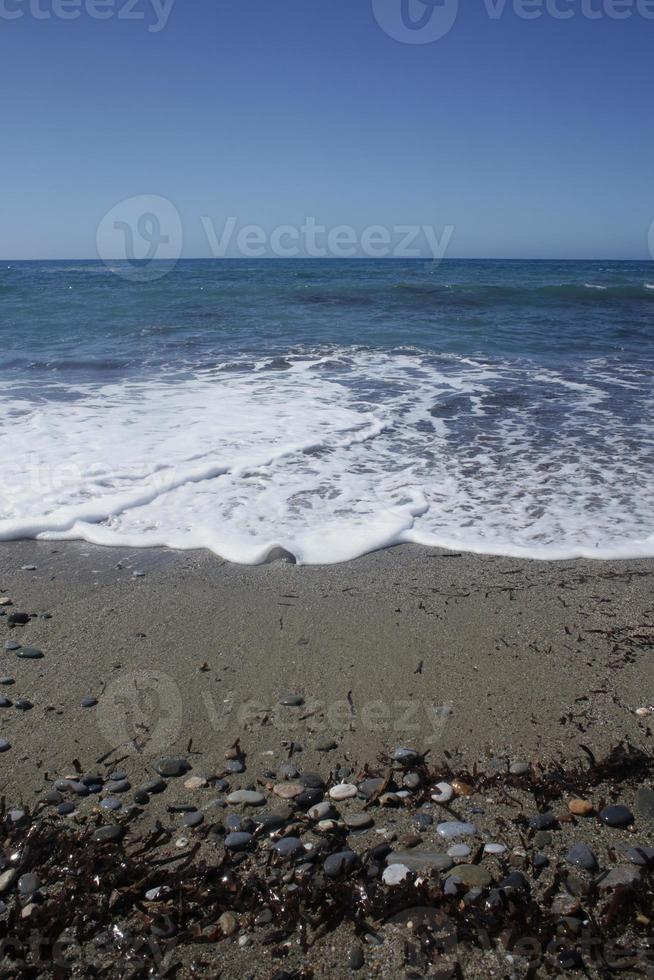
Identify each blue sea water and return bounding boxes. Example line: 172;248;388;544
0;258;652;563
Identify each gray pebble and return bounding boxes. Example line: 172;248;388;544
16;647;43;660
0;697;12;708
4;641;20;652
598;866;641;890
93;825;123;844
566;844;598;871
510;761;530;776
81;698;98;708
279;694;304;707
324;850;356;878
105;779;131;794
182;811;204;828
599;805;634;828
153;758;189;778
0;740;10;753
101;798;122;812
393;747;421;764
57;802;75;815
0;678;14;686
273;837;304;859
225;832;253;851
529;812;557;831
17;873;40;896
437;821;476;839
349;946;365;971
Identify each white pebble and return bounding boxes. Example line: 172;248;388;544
484;842;507;855
431;782;454;804
382;864;411;885
329;783;357;801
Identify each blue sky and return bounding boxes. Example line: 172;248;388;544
2;0;653;259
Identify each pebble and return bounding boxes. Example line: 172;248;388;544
447;844;471;859
219;911;238;936
431;782;454;804
227;790;266;807
437;821;476;839
349;945;365;971
452;778;474;797
141;777;167;795
568;798;594;817
382;864;411;885
509;761;530;776
17;873;40;896
308;801;334;821
14;698;33;712
412;812;433;830
0;678;14;686
134;792;149;805
299;772;325;789
345;813;374;831
226;759;245;774
279;695;304;707
105;779;131;794
153;758;189;778
273;837;304;859
620;844;654;866
566;843;598;871
533;853;549;869
0;697;12;708
93;825;123;844
528;812;557;831
329;783;357;802
598;866;641;890
278;762;299;780
224;832;253;851
81;698;98;708
323;850;356;878
182;811;204;828
358;778;385;799
0;740;10;753
599;805;634;828
8;612;30;626
57;802;75;815
22;564;37;571
385;850;453;873
16;647;43;660
100;798;122;812
4;641;20;652
403;772;421;790
393;747;421;764
484;843;507;855
445;865;492;888
273;782;303;800
0;598;11;606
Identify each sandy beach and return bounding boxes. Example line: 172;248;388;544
1;540;653;797
0;542;653;976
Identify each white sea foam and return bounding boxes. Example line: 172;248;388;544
0;350;653;563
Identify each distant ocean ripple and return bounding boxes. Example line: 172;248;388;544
0;259;652;563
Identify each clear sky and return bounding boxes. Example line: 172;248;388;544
2;0;653;259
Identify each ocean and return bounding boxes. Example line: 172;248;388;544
0;258;652;563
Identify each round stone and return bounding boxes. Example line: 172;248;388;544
0;697;12;708
529;812;557;831
0;678;14;686
358;777;385;799
225;832;253;851
437;821;476;839
182;811;204;828
323;850;356;878
279;695;304;707
509;761;530;776
316;738;337;752
16;647;43;660
273;782;303;800
14;699;33;711
568;798;594;817
599;805;635;828
382;864;411;885
431;782;454;804
308;802;334;821
345;813;374;831
141;777;167;794
153;758;189;778
484;843;507;855
4;641;20;652
57;802;75;815
385;850;453;873
299;772;325;789
448;844;471;859
329;783;357;802
226;790;266;807
566;844;598;871
393;748;421;764
81;698;98;708
445;865;492;888
8;612;30;626
225;759;245;774
273;837;304;859
93;825;123;844
101;798;122;812
0;740;10;753
18;873;40;896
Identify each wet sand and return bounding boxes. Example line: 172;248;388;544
1;540;653;801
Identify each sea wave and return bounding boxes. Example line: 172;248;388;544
0;348;652;564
